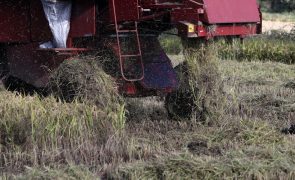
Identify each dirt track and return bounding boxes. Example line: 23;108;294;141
263;20;294;32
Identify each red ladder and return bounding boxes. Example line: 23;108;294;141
111;0;144;82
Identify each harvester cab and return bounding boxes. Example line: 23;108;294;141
0;0;262;97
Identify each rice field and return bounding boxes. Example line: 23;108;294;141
1;15;295;179
1;48;295;179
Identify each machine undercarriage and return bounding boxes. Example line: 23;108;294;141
0;0;262;117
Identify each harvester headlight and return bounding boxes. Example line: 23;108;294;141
188;24;195;33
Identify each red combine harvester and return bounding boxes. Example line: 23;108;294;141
0;0;261;104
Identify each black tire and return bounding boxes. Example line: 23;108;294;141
165;39;223;122
3;76;44;95
165;87;196;120
0;45;8;78
165;62;198;120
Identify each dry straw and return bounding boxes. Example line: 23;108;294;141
167;39;226;123
0;55;127;172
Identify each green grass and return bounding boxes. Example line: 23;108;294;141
217;34;295;64
3;166;99;180
117;144;295;179
259;0;295;13
111;117;295;179
263;12;295;22
0;92;126;171
159;31;295;64
109;58;295;179
1;56;295;179
159;32;182;55
1;22;295;179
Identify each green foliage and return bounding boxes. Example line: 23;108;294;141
159;34;182;55
5;166;98;180
217;33;295;64
160;30;295;64
183;41;225;122
259;0;295;12
0;92;125;171
263;11;295;21
114;120;295;180
0;56;128;173
2;56;295;178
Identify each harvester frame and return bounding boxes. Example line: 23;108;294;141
0;0;262;98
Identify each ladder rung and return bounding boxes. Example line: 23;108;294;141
121;54;141;58
112;0;144;81
118;30;137;33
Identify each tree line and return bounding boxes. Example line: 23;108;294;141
259;0;295;12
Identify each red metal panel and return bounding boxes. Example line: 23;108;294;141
31;0;96;40
7;43;68;88
157;0;183;3
110;0;139;22
203;0;260;23
70;0;96;37
30;0;52;42
171;8;199;23
196;24;258;37
0;0;30;42
141;0;155;5
142;0;183;4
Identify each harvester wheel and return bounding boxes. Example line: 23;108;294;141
164;62;205;120
165;39;223;122
0;45;8;78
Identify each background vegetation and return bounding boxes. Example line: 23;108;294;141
160;29;295;64
259;0;295;12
